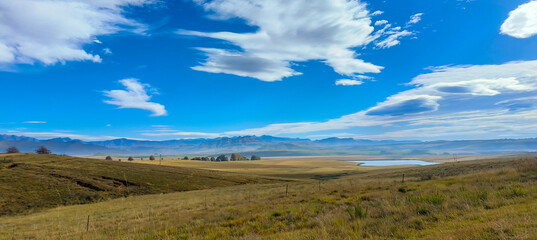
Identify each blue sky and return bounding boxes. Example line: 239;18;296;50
1;0;537;141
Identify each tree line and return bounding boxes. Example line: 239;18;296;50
103;153;261;162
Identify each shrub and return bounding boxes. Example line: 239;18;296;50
128;156;134;161
183;156;189;160
347;202;368;220
251;155;261;160
6;147;19;154
35;146;51;154
149;155;155;161
105;156;113;160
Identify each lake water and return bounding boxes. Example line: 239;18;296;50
351;160;439;167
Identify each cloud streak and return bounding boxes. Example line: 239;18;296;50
103;78;167;117
223;60;537;140
181;0;417;81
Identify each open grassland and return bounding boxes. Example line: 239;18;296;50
137;157;410;180
0;154;280;216
0;156;535;239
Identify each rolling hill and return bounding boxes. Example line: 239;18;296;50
0;153;280;215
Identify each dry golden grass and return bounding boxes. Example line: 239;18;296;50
0;156;535;239
136;157;409;179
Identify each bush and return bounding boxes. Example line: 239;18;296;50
35;146;51;154
128;156;134;161
105;156;113;160
183;156;189;160
149;155;155;161
6;147;19;154
216;155;228;162
251;155;261;160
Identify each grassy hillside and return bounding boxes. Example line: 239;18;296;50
0;156;535;239
0;153;280;216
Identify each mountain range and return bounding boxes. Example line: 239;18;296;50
1;134;536;156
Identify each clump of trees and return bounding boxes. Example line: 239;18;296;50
105;156;113;160
186;153;258;162
231;153;246;161
149;155;155;161
6;147;19;154
216;155;229;162
35;146;51;154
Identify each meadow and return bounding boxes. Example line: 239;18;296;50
0;154;535;239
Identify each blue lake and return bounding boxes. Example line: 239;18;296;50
351;160;439;167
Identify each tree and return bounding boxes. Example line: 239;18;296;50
35;146;51;154
105;156;113;160
230;153;246;161
216;154;228;162
149;155;155;161
183;156;189;160
128;156;134;161
6;147;19;154
210;157;216;162
201;157;209;161
251;155;261;160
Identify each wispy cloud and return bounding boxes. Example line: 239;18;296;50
103;78;167;117
24;121;46;124
180;0;417;81
0;0;153;67
335;79;364;86
223;60;537;140
407;13;424;26
501;1;537;38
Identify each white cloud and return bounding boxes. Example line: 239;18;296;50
407;13;424;26
375;30;413;49
223;60;537;140
24;121;46;124
103;78;167;117
0;0;153;67
375;20;388;26
102;48;113;55
371;10;384;16
181;0;417;81
335;79;364;86
501;1;537;38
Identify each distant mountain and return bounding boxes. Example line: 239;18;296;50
0;135;38;142
0;136;109;155
1;134;536;156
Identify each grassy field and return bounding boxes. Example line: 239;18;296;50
137;157;384;180
0;153;280;216
0;155;535;239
